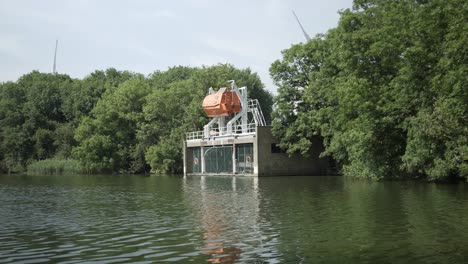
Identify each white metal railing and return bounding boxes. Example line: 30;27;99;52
186;130;204;140
186;123;257;140
232;123;256;134
248;99;266;126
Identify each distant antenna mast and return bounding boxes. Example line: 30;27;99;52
53;40;58;74
292;10;311;42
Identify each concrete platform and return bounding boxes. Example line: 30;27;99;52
184;126;329;177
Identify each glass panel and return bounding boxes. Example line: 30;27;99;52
205;146;233;173
236;144;253;174
192;147;201;173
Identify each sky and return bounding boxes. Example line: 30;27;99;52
0;0;353;93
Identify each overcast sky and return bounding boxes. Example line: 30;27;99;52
0;0;353;93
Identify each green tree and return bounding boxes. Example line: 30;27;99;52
1;65;272;175
271;0;467;180
142;64;273;174
73;78;150;173
0;72;74;171
62;68;142;123
270;37;333;156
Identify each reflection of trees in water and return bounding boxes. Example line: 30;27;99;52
255;177;468;263
182;176;271;263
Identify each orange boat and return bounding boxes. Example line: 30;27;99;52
202;87;241;117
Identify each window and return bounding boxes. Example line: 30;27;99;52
271;144;285;153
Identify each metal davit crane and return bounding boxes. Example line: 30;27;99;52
183;15;331;176
201;80;266;139
184;80;268;175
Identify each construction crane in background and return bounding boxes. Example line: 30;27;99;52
53;40;58;74
292;10;311;42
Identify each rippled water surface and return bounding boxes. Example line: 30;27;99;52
1;175;468;263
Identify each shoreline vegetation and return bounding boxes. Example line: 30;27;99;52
270;0;467;181
26;159;86;175
0;65;273;176
1;0;466;181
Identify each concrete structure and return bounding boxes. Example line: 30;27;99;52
183;126;329;176
185;80;329;176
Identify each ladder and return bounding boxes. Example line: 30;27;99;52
248;99;266;126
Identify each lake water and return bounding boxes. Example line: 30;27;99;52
0;175;467;263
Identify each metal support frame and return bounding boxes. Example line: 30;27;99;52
201;80;266;140
185;81;267;176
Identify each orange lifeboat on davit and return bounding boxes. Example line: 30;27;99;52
202;87;241;117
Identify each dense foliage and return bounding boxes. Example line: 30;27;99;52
271;0;467;180
1;0;465;181
0;65;272;174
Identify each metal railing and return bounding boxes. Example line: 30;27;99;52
186;123;257;140
186;97;267;141
186;130;204;140
248;99;267;126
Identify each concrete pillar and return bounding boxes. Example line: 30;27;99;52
183;140;187;176
232;143;236;174
253;129;259;175
201;146;205;174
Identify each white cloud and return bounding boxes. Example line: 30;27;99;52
264;0;285;17
155;9;177;19
0;34;25;59
127;9;178;23
0;0;354;94
188;54;228;67
199;35;269;59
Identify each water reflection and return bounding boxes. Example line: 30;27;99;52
1;175;468;263
199;176;242;263
182;176;278;263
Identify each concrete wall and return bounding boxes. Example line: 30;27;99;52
185;135;256;175
186;136;254;148
185;146;194;174
255;126;329;176
184;127;329;176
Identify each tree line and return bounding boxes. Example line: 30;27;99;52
270;0;467;180
1;0;466;181
0;65;273;174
